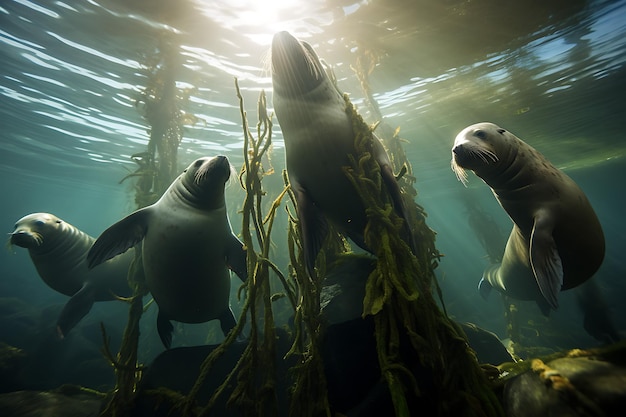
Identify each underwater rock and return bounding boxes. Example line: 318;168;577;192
0;387;104;417
0;298;119;392
459;322;515;365
504;355;626;417
134;328;295;417
0;343;26;393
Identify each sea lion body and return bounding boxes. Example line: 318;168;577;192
451;122;605;312
87;156;247;348
9;213;133;337
271;31;410;273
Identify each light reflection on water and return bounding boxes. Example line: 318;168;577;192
0;0;624;175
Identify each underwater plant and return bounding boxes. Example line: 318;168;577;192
99;34;188;417
350;53;504;416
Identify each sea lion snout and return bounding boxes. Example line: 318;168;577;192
452;143;470;164
10;230;41;248
193;155;232;185
271;31;324;96
451;125;501;185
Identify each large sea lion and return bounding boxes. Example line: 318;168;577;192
9;212;133;338
451;122;605;313
271;31;411;274
87;155;247;348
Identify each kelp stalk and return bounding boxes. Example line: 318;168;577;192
180;78;292;417
100;35;185;417
343;94;504;417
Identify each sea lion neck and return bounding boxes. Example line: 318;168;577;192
173;174;226;211
481;140;526;193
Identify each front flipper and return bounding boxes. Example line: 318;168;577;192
529;213;563;310
56;283;96;339
226;234;248;282
87;208;151;269
292;181;329;276
157;312;174;349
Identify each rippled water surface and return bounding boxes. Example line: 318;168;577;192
1;0;625;388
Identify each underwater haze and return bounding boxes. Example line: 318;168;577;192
1;0;625;392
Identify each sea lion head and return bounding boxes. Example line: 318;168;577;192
180;155;233;209
271;31;326;97
451;122;511;185
9;213;62;249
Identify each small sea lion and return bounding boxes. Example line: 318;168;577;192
87;156;247;348
451;122;605;313
9;213;133;337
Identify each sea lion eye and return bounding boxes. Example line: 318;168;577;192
34;220;44;227
474;130;487;140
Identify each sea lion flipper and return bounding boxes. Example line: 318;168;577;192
157;312;174;349
87;209;151;269
292;182;329;275
478;277;492;300
56;283;96;338
530;215;563;310
218;307;237;337
226;234;248;282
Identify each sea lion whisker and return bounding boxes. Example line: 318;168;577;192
451;160;468;185
303;49;321;80
484;150;499;163
474;149;489;163
31;232;44;246
5;236;14;252
473;148;499;164
194;160;211;184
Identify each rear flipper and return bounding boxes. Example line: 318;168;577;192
219;307;244;341
157;312;174;349
478;278;492;301
56;284;96;339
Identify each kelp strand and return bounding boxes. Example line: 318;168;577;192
99;35;184;417
342;93;504;417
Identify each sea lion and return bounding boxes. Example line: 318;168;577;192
271;31;411;274
451;122;605;313
87;155;247;348
9;212;133;338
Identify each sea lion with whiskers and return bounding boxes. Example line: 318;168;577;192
9;212;133;337
87;156;247;348
451;122;605;314
271;31;413;275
